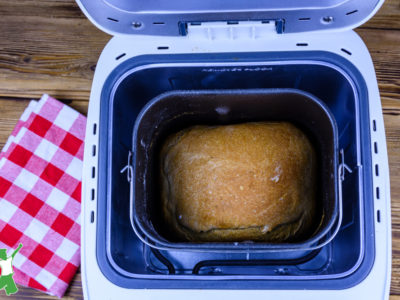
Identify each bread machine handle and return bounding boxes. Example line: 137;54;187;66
121;150;143;240
123;150;160;248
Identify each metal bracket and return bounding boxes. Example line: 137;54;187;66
120;151;133;183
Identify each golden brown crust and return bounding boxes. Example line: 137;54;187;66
160;122;317;242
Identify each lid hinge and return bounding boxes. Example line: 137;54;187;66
183;20;284;40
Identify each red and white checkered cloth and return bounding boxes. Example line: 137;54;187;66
0;94;85;297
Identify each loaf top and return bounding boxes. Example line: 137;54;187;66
160;122;317;242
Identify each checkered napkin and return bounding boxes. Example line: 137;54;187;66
0;94;85;297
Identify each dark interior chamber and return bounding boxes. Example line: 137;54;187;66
131;89;339;251
96;52;374;289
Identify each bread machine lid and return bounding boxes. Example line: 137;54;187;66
76;0;384;36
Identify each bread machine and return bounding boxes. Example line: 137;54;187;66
76;0;392;299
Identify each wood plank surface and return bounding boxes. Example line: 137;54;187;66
0;0;399;299
0;0;108;101
362;0;400;30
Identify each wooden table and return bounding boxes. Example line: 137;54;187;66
0;0;399;299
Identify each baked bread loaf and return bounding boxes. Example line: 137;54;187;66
160;122;317;242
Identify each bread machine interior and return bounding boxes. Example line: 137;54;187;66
100;57;374;288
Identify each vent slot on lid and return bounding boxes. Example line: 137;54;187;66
346;10;358;15
116;53;126;60
341;48;352;55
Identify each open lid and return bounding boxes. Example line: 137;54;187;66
76;0;384;36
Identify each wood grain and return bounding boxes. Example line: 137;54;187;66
0;0;399;299
360;0;400;31
384;96;400;295
0;0;108;101
356;28;400;102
